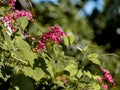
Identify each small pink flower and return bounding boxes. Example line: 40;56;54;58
49;25;65;37
26;34;31;39
102;84;108;90
98;77;103;82
7;0;16;9
37;41;45;51
104;72;115;86
60;75;67;84
32;37;35;41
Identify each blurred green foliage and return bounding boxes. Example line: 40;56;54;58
31;0;120;89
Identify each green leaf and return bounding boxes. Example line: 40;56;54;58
76;69;82;78
69;35;74;45
46;64;54;78
0;7;6;16
2;33;13;50
53;47;59;57
83;71;92;78
0;72;4;80
93;75;101;80
12;74;34;90
65;60;77;76
12;50;28;64
22;67;45;81
82;46;89;53
92;83;101;90
16;17;28;31
14;86;19;90
14;36;37;66
0;26;4;41
87;53;101;65
53;44;61;57
64;36;69;46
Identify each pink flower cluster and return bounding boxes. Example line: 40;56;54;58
100;66;116;86
98;66;116;90
12;10;33;20
7;0;16;9
0;10;32;35
0;0;33;36
37;25;65;51
41;25;65;43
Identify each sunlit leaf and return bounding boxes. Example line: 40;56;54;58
76;69;82;78
87;53;101;65
65;60;77;76
14;36;37;66
63;36;69;46
22;67;45;81
16;17;28;31
0;7;6;16
83;71;92;78
2;33;13;50
69;35;74;45
53;44;61;57
0;26;4;41
92;83;101;90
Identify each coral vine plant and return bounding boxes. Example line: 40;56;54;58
0;0;116;90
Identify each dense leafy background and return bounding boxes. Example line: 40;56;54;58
31;0;120;89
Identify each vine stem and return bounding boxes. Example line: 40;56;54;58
11;55;28;64
100;54;120;59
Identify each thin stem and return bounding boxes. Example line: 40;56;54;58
11;55;28;64
100;54;120;60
